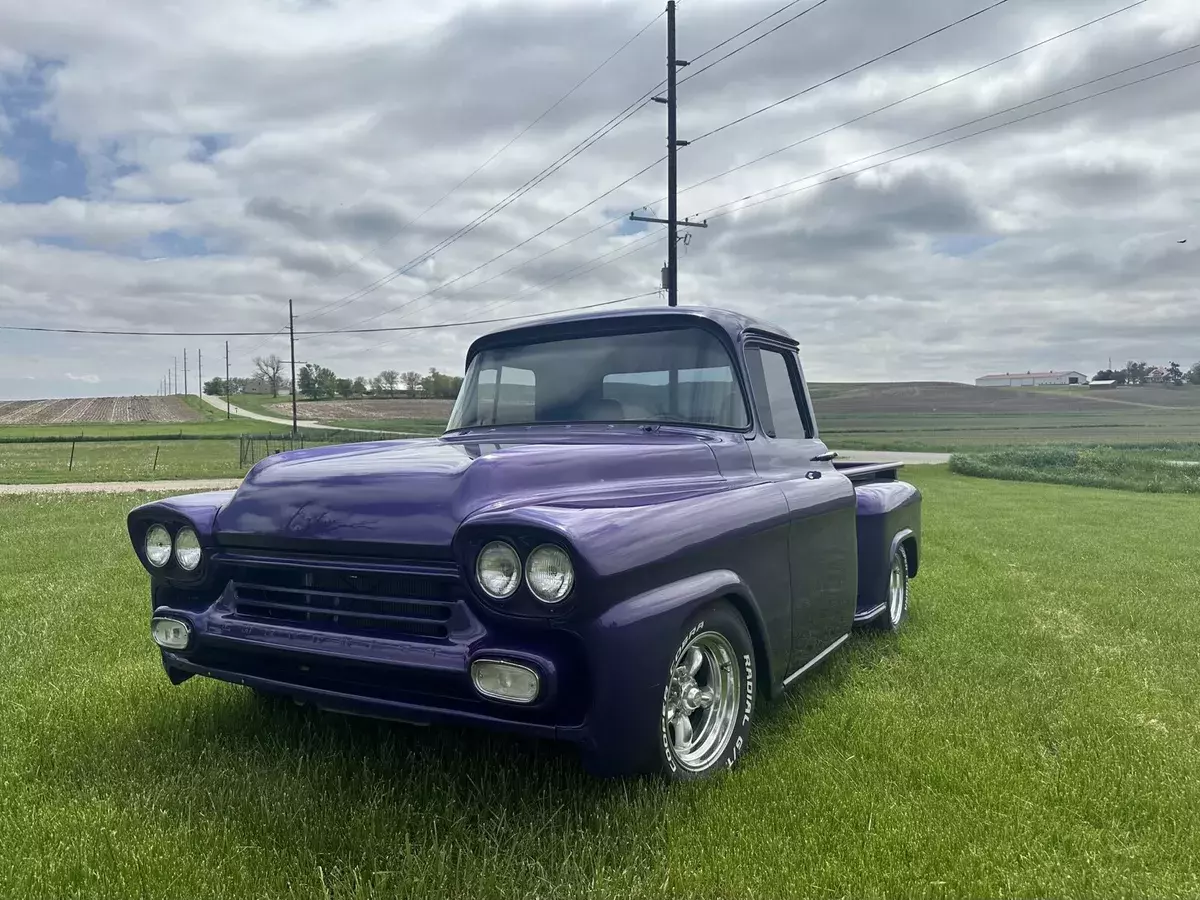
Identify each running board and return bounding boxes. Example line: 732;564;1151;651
854;603;887;623
782;633;850;687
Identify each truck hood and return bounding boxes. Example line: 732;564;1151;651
212;432;729;553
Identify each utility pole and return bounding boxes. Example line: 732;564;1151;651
173;357;178;395
629;0;707;307
197;349;202;396
184;349;189;396
289;298;298;436
225;341;231;419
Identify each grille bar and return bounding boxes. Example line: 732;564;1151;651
235;582;452;620
225;555;463;642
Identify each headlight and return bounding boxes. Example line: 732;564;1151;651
175;526;202;571
145;524;172;568
526;544;574;604
476;541;521;599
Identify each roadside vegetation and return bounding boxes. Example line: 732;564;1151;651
2;468;1198;898
949;446;1200;494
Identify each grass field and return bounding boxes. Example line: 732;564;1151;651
2;467;1198;898
951;446;1200;493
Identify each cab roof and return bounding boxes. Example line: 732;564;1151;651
466;305;796;361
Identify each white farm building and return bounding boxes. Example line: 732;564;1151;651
975;370;1089;388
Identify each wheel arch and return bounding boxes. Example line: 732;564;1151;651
891;528;918;577
719;591;774;701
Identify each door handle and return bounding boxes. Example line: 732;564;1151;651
810;451;839;462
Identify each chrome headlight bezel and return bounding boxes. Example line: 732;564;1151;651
475;540;523;600
525;544;575;605
174;526;202;572
145;524;173;568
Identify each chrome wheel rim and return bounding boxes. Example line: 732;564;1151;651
888;555;906;626
664;631;740;772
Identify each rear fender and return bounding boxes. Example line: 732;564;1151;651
853;481;921;622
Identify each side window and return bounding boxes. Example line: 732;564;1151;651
475;366;536;425
746;346;813;439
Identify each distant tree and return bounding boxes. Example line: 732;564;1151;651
379;370;400;399
401;370;423;396
1189;363;1200;386
370;375;384;395
1123;360;1150;385
253;354;285;397
336;377;355;398
203;377;225;396
1167;361;1184;386
316;366;338;399
1093;369;1127;385
420;367;462;399
297;365;319;401
351;376;368;396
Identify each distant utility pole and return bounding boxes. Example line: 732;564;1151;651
628;0;707;307
184;349;189;396
224;340;231;419
173;357;178;395
197;349;202;396
289;298;298;436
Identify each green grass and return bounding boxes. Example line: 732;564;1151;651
821;409;1200;452
0;439;246;483
950;446;1200;493
3;468;1200;898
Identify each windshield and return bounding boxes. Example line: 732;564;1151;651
446;325;750;431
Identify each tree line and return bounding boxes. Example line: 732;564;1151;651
202;354;463;401
1093;360;1200;387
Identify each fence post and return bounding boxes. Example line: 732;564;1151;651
68;440;76;472
153;445;160;471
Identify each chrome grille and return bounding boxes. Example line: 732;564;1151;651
228;559;459;641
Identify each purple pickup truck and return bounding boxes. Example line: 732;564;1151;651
128;306;921;780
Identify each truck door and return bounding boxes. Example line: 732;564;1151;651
742;341;858;675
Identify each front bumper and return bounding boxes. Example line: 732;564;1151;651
155;596;592;743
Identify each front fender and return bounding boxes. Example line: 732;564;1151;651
575;569;773;775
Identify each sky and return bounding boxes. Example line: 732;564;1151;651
0;0;1198;400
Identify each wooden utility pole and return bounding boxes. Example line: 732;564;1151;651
197;349;202;396
629;0;707;306
173;357;178;395
224;341;231;419
183;349;189;396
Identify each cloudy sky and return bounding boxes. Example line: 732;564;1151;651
1;0;1198;399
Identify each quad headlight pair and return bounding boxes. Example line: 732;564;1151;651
144;523;202;572
476;541;574;605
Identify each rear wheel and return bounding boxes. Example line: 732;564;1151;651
874;544;909;632
658;603;756;781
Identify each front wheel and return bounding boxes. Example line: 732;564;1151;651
658;602;756;781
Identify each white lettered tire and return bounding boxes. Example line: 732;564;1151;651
658;602;756;781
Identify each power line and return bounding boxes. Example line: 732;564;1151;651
0;292;661;338
697;48;1200;221
327;156;665;332
679;0;834;85
688;0;829;66
294;9;666;323
346;236;665;354
689;0;1015;144
297;0;854;330
669;0;1150;203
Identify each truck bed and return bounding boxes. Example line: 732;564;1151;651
834;460;904;484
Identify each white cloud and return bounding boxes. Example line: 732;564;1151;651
0;0;1198;400
64;372;100;383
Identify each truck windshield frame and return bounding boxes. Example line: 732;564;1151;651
445;324;753;432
